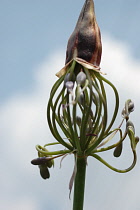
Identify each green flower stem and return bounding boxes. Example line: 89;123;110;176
97;73;119;134
91;151;137;173
73;155;87;210
36;145;71;156
80;69;93;150
47;75;73;150
44;142;60;147
66;94;81;153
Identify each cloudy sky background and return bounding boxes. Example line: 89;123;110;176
1;0;140;209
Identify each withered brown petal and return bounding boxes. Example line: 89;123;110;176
65;0;102;66
55;58;105;78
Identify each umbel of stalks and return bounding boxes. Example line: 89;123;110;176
31;0;139;194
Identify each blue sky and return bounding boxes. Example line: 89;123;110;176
1;0;140;210
1;0;140;100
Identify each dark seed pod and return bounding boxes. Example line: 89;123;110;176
31;157;54;168
31;158;41;165
31;157;48;165
113;142;123;158
39;165;50;179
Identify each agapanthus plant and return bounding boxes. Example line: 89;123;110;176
31;0;139;209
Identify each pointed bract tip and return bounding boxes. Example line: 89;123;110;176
65;0;102;67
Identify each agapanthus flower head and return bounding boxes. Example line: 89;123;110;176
32;0;139;181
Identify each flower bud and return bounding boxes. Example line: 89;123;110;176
76;71;87;85
65;0;102;66
128;101;134;113
122;99;134;119
64;73;75;84
65;81;74;93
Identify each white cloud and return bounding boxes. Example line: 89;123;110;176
1;35;140;210
0;198;38;210
102;35;140;99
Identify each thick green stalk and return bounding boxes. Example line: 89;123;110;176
73;156;87;210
